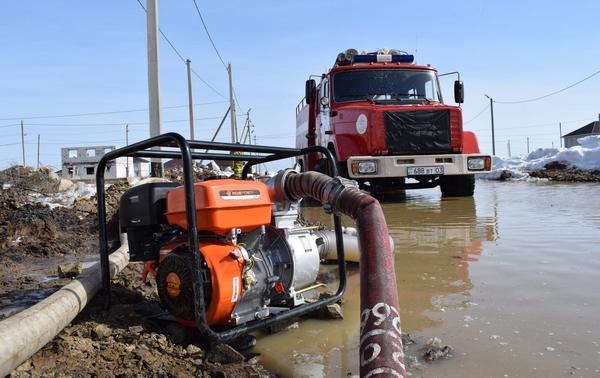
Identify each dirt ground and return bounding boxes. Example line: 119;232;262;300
0;167;274;377
0;175;126;299
11;263;272;378
528;161;600;182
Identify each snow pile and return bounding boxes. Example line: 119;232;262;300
480;135;600;180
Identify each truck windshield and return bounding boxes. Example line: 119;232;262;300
333;69;442;104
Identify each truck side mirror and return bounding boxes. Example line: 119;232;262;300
454;80;464;103
305;79;316;104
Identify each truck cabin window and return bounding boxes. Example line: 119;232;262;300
333;69;442;104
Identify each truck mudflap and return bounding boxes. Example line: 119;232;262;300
346;154;491;179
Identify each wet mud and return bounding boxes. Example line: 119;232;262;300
1;167;272;376
12;263;271;378
528;161;600;182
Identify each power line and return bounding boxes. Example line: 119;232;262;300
1;115;246;129
189;0;248;114
497;118;594;131
464;104;490;124
0;123;20;128
18;114;247;128
232;87;244;113
470;117;594;134
0;101;227;122
134;0;226;98
41;139;124;144
190;0;227;70
494;69;600;104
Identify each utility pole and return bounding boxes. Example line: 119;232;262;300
527;136;530;154
36;134;40;169
20;120;25;166
186;59;195;140
146;0;163;177
559;122;563;148
126;124;130;177
484;95;496;156
507;139;511;157
240;109;252;143
227;63;238;143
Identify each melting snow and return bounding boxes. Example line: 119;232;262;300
480;135;600;180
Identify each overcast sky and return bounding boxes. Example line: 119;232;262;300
1;0;599;169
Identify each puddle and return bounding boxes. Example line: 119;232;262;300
0;254;99;317
252;181;600;377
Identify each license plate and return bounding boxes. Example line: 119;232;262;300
407;165;444;176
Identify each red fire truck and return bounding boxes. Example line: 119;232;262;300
296;48;491;197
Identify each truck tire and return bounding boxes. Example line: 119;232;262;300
440;175;475;197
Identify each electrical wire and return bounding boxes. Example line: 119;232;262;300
464;104;490;124
496;118;594;131
232;87;244;113
0;123;20;129
470;117;594;135
0;101;227;122
494;69;600;104
17;114;247;128
188;0;250;119
135;0;226;98
190;0;227;70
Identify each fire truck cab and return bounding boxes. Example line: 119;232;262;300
295;48;491;197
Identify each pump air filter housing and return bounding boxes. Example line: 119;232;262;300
165;179;272;235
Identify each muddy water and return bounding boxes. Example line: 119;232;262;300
0;255;98;318
253;181;600;377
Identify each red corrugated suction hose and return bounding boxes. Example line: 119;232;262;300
269;170;406;378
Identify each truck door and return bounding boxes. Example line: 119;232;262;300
318;78;331;147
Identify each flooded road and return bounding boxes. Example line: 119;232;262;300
253;180;600;377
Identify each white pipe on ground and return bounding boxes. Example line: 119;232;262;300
0;243;129;376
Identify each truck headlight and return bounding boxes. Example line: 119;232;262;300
351;160;377;174
467;156;491;171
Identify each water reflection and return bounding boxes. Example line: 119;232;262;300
384;196;497;330
256;182;600;377
254;192;497;376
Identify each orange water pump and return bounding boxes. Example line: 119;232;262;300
119;178;323;327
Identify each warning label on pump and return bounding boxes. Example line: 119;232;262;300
219;190;261;200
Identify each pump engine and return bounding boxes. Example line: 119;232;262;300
119;179;326;327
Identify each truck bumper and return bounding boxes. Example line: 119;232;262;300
346;154;492;179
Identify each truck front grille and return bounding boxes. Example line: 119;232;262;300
384;110;451;154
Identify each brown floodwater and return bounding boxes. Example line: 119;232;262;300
252;180;600;377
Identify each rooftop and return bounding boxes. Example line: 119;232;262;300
563;121;600;137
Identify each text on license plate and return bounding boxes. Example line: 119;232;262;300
407;165;444;176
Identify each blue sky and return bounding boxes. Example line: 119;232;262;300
1;0;599;169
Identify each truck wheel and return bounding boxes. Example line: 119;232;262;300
440;175;475;197
367;178;406;201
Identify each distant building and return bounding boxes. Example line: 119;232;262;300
61;146;149;181
164;158;232;171
562;121;600;148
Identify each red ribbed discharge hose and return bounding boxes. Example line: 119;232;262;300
284;171;406;378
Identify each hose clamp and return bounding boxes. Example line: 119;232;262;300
322;176;359;214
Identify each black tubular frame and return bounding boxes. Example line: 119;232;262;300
96;132;346;341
